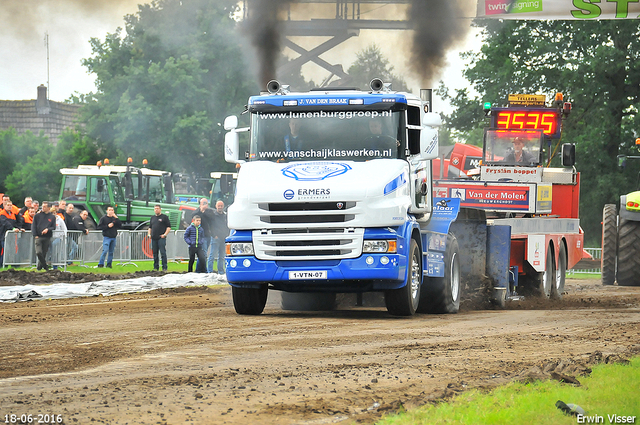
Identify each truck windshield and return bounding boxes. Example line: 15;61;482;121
249;110;403;162
483;129;543;166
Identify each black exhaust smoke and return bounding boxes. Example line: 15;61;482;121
243;0;288;88
408;0;474;85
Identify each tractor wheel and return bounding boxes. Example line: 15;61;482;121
616;218;640;286
601;204;618;286
417;234;461;314
385;238;422;316
232;285;268;315
552;243;567;299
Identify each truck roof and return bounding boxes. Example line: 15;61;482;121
249;90;416;108
60;165;168;177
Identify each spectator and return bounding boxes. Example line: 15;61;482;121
183;215;206;273
1;195;20;215
32;201;56;271
64;203;78;265
191;198;214;273
211;200;229;279
18;197;33;217
21;203;38;231
97;206;122;268
55;200;66;222
72;210;90;236
0;200;25;267
49;204;68;269
148;205;171;271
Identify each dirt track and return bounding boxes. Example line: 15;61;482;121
0;276;639;425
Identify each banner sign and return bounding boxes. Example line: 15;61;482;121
477;0;640;20
433;181;551;213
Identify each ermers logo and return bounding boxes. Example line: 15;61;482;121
298;188;330;196
283;189;295;200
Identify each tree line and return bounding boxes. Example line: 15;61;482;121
1;0;638;246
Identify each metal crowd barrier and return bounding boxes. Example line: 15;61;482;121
567;247;602;275
2;230;192;269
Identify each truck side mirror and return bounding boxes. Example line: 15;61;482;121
419;113;442;160
561;143;576;167
163;174;174;203
224;115;238;131
618;154;627;169
225;131;241;163
221;174;233;193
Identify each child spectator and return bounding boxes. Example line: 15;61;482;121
183;215;206;273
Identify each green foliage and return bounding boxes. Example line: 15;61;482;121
378;357;640;425
443;19;640;245
0;128;102;204
347;44;409;91
80;0;259;177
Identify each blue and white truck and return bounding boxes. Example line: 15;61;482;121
222;79;511;315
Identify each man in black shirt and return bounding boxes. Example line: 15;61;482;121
72;210;90;235
148;205;171;271
32;201;56;270
97;206;122;268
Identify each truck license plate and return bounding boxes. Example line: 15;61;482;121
288;271;328;280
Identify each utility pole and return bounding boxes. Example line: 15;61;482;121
44;31;50;99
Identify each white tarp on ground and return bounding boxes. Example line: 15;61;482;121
0;273;223;302
476;0;640;20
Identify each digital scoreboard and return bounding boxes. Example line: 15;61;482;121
491;108;561;139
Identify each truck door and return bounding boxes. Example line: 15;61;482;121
406;104;433;217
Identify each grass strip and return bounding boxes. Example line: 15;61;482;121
378;356;640;425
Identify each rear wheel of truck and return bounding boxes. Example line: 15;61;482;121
280;292;337;311
552;243;567;299
538;247;555;298
385;238;421;316
232;285;268;315
616;218;640;286
601;204;617;286
417;234;461;314
521;245;554;298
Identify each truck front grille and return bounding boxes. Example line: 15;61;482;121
252;228;364;260
259;202;356;225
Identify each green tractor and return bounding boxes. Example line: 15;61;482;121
59;162;190;230
601;140;640;286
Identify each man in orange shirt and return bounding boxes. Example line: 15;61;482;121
0;200;25;267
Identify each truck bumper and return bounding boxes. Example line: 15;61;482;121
225;254;407;292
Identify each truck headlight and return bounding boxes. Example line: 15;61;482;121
226;242;254;256
363;240;397;253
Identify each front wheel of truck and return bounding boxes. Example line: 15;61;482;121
417;234;460;314
232;285;268;315
384;238;421;316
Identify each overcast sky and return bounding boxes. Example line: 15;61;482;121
0;1;480;113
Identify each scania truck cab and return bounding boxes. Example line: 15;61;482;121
222;80;511;316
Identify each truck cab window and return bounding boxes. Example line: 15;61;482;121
249;110;404;162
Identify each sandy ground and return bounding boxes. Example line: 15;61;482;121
0;275;639;425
